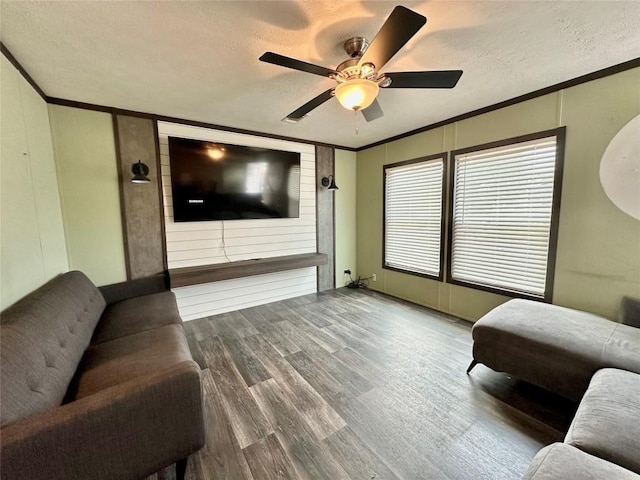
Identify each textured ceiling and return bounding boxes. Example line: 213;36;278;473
2;1;639;149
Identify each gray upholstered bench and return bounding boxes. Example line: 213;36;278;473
467;298;640;478
467;298;640;400
523;443;639;480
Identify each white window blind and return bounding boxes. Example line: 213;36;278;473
385;157;444;277
451;136;559;298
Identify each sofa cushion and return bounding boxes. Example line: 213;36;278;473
565;368;640;474
472;299;617;400
70;324;192;400
524;443;639;479
0;271;105;427
90;291;181;345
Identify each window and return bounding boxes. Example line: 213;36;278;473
384;153;446;279
448;128;565;301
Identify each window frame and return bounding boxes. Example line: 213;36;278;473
383;152;448;281
446;127;566;302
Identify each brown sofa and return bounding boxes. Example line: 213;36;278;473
0;271;205;480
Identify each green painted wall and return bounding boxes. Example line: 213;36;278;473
553;71;640;317
49;105;127;286
1;54;68;310
357;68;640;321
335;149;357;287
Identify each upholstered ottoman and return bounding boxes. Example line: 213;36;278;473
524;443;639;479
565;368;640;474
468;298;640;400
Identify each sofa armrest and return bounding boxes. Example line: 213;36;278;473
1;361;205;480
99;274;169;305
619;296;640;328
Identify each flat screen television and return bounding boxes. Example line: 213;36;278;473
168;137;301;222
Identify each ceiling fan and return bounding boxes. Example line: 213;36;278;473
259;6;463;123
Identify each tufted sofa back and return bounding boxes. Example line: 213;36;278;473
0;271;106;427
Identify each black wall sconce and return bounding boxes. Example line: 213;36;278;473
131;161;151;184
321;175;338;190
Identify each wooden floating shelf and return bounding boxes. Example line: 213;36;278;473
169;252;328;288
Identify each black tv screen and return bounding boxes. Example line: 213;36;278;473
168;137;301;222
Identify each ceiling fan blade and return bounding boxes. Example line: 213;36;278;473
358;6;426;72
286;89;334;120
362;99;384;122
260;52;337;77
385;70;463;88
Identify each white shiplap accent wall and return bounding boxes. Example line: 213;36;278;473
173;268;317;321
158;121;317;320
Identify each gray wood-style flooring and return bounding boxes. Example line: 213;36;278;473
153;288;576;480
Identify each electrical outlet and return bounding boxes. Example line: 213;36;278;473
372;273;377;282
344;269;351;275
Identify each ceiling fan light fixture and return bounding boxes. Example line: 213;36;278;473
335;79;379;111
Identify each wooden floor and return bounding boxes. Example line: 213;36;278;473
158;288;577;480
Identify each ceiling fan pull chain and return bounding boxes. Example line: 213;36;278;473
354;109;359;135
